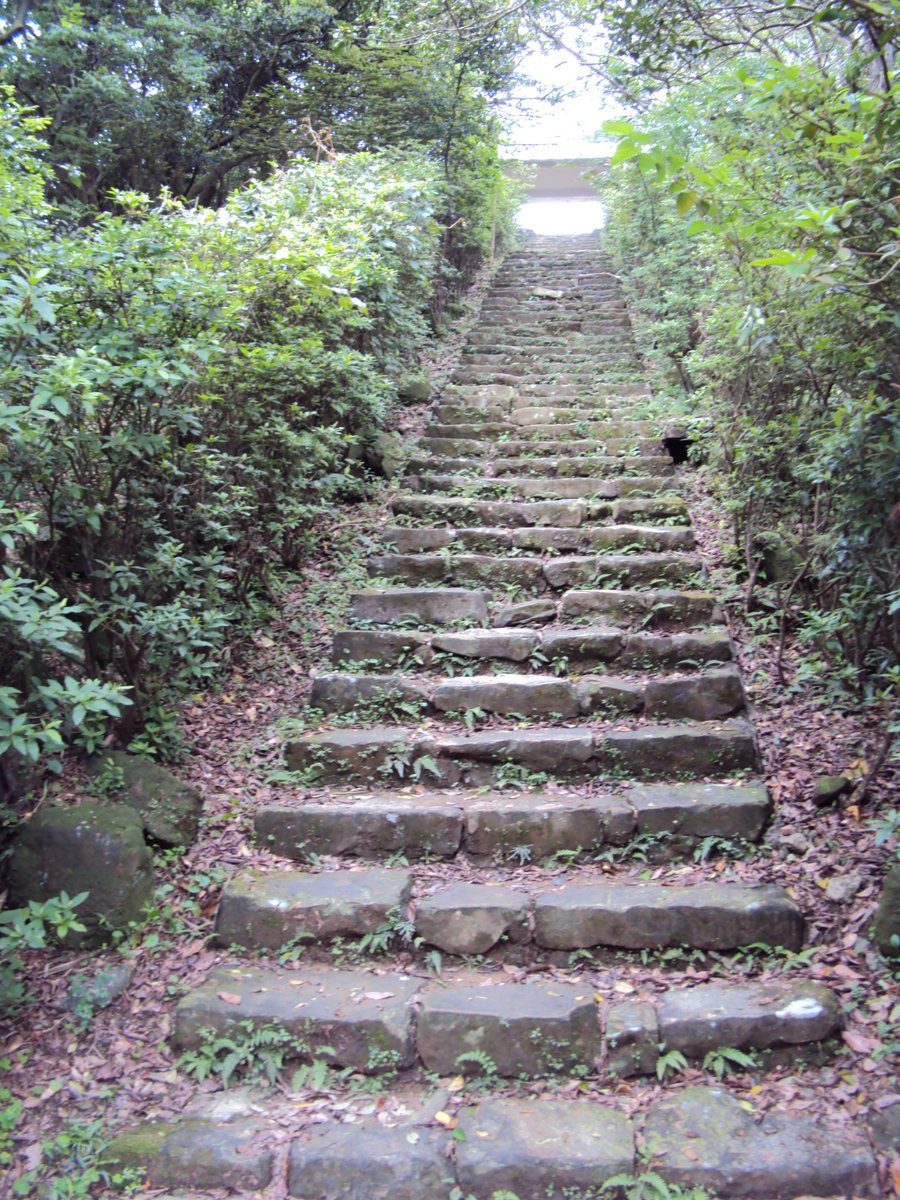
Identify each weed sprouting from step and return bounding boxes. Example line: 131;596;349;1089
378;745;442;783
455;1049;499;1089
702;1046;759;1078
602;1172;713;1200
655;1047;689;1081
178;1020;302;1087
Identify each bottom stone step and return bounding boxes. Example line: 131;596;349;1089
105;1088;879;1199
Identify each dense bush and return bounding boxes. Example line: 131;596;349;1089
599;52;899;724
0;91;515;787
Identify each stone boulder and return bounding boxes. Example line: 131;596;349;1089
89;751;202;847
7;804;154;948
873;863;900;958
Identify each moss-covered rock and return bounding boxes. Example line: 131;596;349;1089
873;862;900;958
7;804;154;947
89;751;202;847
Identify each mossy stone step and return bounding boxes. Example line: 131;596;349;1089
105;1090;878;1199
415;881;531;953
366;550;703;591
215;867;412;950
417;980;601;1075
348;586;488;626
534;881;802;951
454;1099;633;1199
173;965;421;1070
403;474;675;499
404;453;675;477
288;1124;448;1199
391;495;587;528
310;665;745;722
104;1117;275;1191
284;719;759;785
383;523;694;555
644;1085;877;1198
254;781;770;861
424;420;658;440
416;435;664;457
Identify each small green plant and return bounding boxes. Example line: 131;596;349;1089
602;1172;712;1200
655;1047;689;1081
455;1049;499;1087
178;1021;297;1087
0;891;89;1013
702;1046;758;1078
9;1115;145;1199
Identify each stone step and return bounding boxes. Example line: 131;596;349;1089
215;867;413;950
424;420;656;438
533;880;801;951
403;474;676;500
173;961;836;1077
173;964;421;1070
383;524;695;556
366;550;703;591
104;1089;878;1198
255;781;771;860
218;868;816;960
404;454;676;477
333;624;732;671
416;436;664;458
432;401;642;423
509;405;656;425
310;665;745;722
391;494;689;527
348;586;488;627
284;719;759;785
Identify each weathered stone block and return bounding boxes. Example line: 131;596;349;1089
644;667;745;720
7;804;154;948
599;721;759;778
174;966;421;1071
215;868;412;950
464;791;634;857
606;1000;660;1078
534;882;804;951
455;1099;633;1200
657;980;842;1056
349;587;488;627
288;1124;449;1200
417;981;601;1076
254;800;463;859
432;675;580;718
416;882;530;954
644;1086;878;1198
104;1117;273;1191
88;752;202;847
625;782;771;842
432;628;537;661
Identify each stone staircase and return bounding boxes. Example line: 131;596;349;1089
108;236;881;1198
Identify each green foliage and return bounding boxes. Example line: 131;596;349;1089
0;92;456;779
602;1171;711;1200
600;35;900;719
7;1114;144;1199
0;890;88;1013
655;1047;689;1080
702;1045;758;1078
178;1020;298;1087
